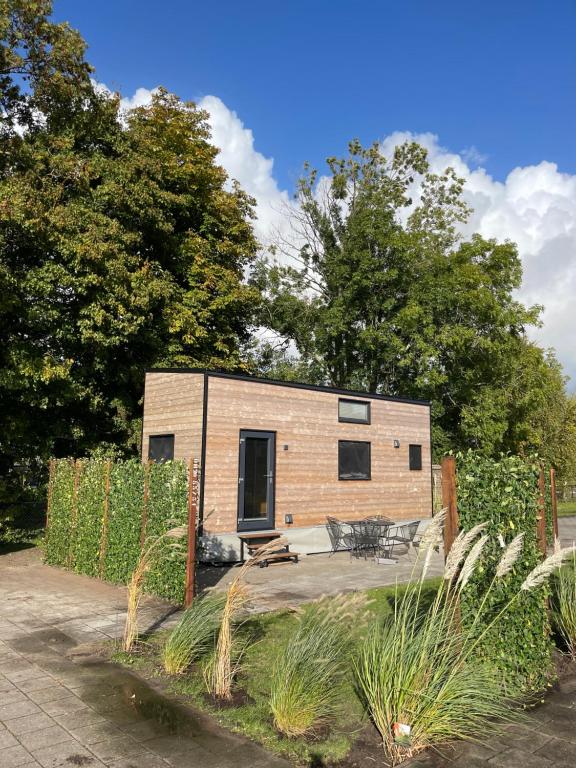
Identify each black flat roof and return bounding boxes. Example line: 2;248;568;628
145;368;430;408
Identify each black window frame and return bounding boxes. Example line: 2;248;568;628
338;398;371;424
409;444;422;471
338;440;371;481
148;434;175;463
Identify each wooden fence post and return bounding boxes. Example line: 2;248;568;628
99;460;112;578
537;467;547;556
67;459;82;568
46;459;55;532
441;456;459;558
140;460;151;549
185;458;199;607
550;467;559;540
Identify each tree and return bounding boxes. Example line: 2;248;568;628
0;2;259;525
254;140;568;460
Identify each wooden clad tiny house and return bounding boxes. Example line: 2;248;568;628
142;370;433;561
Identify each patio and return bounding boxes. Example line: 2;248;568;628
198;543;445;612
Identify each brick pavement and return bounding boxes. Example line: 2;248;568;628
0;548;288;768
2;517;576;767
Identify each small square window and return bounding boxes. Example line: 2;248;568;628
148;434;175;463
338;399;370;424
409;444;422;471
339;441;371;480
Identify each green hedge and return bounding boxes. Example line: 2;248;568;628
456;451;552;694
45;458;189;603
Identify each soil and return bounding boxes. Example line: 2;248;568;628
331;723;390;768
204;688;255;709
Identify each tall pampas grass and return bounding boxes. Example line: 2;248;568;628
495;534;525;578
418;508;447;577
457;535;489;589
521;546;576;591
444;523;487;582
207;537;289;700
123;526;187;653
354;515;575;766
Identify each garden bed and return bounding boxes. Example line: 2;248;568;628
109;581;440;766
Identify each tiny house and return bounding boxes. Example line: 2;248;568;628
142;370;433;561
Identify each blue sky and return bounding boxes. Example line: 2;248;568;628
52;1;576;384
54;0;575;190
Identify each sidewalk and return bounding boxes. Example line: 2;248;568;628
0;547;288;768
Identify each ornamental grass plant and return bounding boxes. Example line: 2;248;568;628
270;593;369;738
207;538;289;700
123;525;187;653
354;511;576;766
551;550;576;660
162;593;226;674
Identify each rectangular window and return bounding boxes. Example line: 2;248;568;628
338;440;371;480
338;398;370;424
148;434;175;463
409;444;422;471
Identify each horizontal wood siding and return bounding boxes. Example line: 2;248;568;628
202;377;432;534
142;372;204;463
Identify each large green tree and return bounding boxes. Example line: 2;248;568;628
254;140;571;463
0;1;259;521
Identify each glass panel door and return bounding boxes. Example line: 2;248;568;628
237;431;275;531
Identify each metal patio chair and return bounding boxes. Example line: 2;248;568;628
386;520;421;558
326;516;354;556
350;519;388;559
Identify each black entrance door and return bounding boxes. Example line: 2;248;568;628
237;430;275;531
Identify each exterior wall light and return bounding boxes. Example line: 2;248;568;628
394;439;401;449
285;513;293;524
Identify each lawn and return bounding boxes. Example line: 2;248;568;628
114;579;441;765
558;501;576;517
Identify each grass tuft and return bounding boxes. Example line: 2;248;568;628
162;593;226;675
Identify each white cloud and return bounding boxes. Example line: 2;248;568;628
379;132;576;386
101;87;576;386
198;96;291;243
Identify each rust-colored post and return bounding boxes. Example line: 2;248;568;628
99;460;112;578
140;460;151;549
185;458;199;607
441;456;459;558
68;459;82;568
537;467;547;556
46;458;55;531
550;468;559;540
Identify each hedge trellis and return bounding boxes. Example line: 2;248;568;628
456;451;553;693
45;458;189;603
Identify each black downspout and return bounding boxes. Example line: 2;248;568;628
199;372;209;536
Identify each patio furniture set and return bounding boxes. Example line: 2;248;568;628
326;516;421;563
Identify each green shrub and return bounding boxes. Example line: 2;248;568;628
551;555;576;659
44;460;75;566
104;460;144;584
456;451;553;693
45;458;189;603
73;460;107;577
270;595;365;737
162;593;226;675
144;461;189;602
